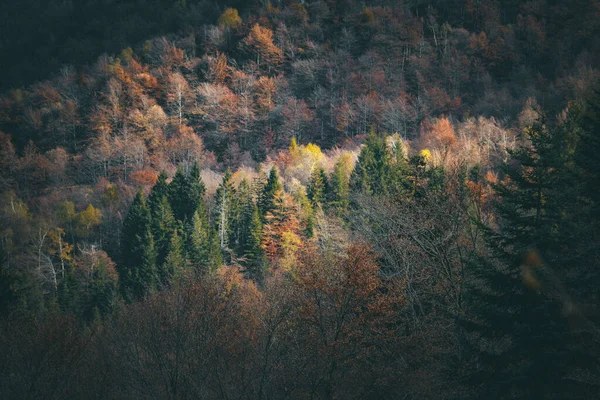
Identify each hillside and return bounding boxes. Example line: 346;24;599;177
1;1;600;399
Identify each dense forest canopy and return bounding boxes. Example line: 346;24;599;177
0;0;599;399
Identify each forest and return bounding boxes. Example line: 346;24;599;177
0;0;599;398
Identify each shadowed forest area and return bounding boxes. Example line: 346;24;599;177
1;0;599;398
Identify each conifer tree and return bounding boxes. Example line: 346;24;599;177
328;158;350;214
169;165;205;224
147;171;169;214
187;208;212;275
150;194;176;269
189;161;206;211
464;117;591;399
214;170;235;255
258;167;282;218
120;190;152;300
208;228;223;270
230;179;253;256
307;167;328;206
245;205;266;281
162;229;186;286
134;228;158;299
350;131;391;195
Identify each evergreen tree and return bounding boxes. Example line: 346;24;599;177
120;190;152;300
187;209;212;275
134;228;158;299
208;228;223;271
147;171;169;214
307;167;328;206
463;118;594;399
150;194;176;269
328;158;350;214
245;205;265;281
190;161;206;211
168;167;205;223
350;131;391;195
258;167;282;219
162;229;187;286
230;179;253;256
214;170;235;255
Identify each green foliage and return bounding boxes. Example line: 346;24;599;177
350;131;392;196
245;205;265;281
464;112;599;399
120;190;153;300
214;170;235;257
328;159;350;214
307;167;329;206
134;228;158;299
258;167;282;219
162;229;186;285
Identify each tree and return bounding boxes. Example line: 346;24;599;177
150;194;176;269
350;131;392;196
134;228;158;299
186;208;209;274
120;190;152;300
327;156;350;214
261;189;303;272
219;8;242;29
307;167;328;206
214;170;234;255
168;167;205;223
161;229;186;287
463;116;597;399
147;171;169;214
258;167;282;219
242;24;283;72
244;205;265;281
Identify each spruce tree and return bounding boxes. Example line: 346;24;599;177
162;229;186;286
464;118;590;399
147;171;169;214
245;205;265;281
230;179;253;256
214;169;235;254
134;228;158;299
168;167;205;223
328;158;350;214
120;190;152;300
189;161;206;211
350;131;391;195
307;167;328;206
258;167;282;219
187;209;212;275
150;194;176;269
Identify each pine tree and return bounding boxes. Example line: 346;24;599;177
120;190;152;300
307;167;328;206
258;167;282;219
